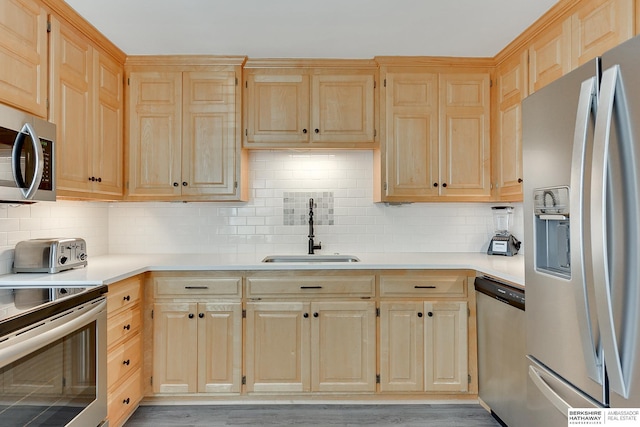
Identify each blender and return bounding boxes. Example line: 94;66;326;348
487;206;521;256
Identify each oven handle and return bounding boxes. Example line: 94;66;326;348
0;298;106;369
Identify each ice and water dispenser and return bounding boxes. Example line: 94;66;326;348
533;186;571;278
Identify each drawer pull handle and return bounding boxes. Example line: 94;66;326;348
199;313;205;318
123;359;130;366
188;314;195;319
185;286;209;289
123;397;130;405
418;312;423;318
301;286;323;289
428;312;433;317
123;295;131;301
123;324;131;330
414;286;437;289
313;312;319;318
303;313;309;318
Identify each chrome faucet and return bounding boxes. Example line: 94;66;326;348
308;198;322;254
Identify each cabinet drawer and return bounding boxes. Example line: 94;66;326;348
246;276;375;298
107;276;142;315
380;274;466;297
107;305;141;348
108;367;141;427
154;277;242;298
107;334;142;390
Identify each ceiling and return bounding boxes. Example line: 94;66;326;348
63;0;559;58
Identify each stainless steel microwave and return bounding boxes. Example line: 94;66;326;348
0;103;55;202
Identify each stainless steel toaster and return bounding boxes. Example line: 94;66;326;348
13;238;88;273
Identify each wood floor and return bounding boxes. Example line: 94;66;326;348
124;404;502;426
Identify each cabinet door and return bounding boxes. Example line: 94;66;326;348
310;301;376;392
528;18;571;94
244;71;310;146
494;51;527;201
245;302;310;393
197;302;242;393
379;302;424;392
439;73;491;199
311;72;376;145
153;302;198;393
570;0;634;68
382;72;439;200
182;71;239;198
0;0;47;117
49;17;94;194
127;72;182;197
424;301;468;392
92;50;123;197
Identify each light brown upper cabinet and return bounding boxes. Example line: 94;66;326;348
570;0;634;68
243;60;378;149
0;0;47;117
50;16;124;199
377;63;491;202
493;50;528;202
126;58;247;201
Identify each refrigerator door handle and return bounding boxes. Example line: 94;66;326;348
570;76;602;384
528;365;571;416
591;64;632;399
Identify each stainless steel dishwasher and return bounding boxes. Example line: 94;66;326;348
475;276;527;427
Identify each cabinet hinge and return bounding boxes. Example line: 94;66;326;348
46;20;51;33
126;181;129;190
376;307;380;317
62;377;66;387
384;78;387;87
245;81;248;88
127;77;130;86
245;129;248;136
383;182;388;191
242;309;246;318
376;374;380;384
468;308;471;317
151;309;154;319
489;79;493;88
46;98;50;110
242;376;246;385
234;181;238;189
374;80;376;89
374;129;377;138
235;77;238;86
468;374;472;384
151;376;153;386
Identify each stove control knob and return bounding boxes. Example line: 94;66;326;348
59;256;68;265
78;252;87;261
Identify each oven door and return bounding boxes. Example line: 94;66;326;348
0;297;107;427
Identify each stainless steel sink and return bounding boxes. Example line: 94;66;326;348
261;255;360;263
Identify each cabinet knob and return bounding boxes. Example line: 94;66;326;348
188;313;194;319
518;178;523;183
123;295;130;301
313;312;319;318
442;183;447;188
433;183;438;188
303;313;309;318
303;129;308;134
418;312;423;317
123;324;131;330
97;177;102;183
123;398;130;405
198;313;204;318
123;359;130;366
88;177;93;181
182;182;188;186
173;182;179;187
427;312;433;317
314;129;319;134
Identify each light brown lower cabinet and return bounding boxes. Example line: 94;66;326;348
151;274;243;395
244;300;376;393
145;270;475;400
106;275;143;427
379;301;468;393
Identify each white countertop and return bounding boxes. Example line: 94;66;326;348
0;252;524;288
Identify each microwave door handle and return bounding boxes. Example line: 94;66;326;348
11;122;44;200
591;64;632;398
570;76;603;383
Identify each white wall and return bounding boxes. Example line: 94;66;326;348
0;150;525;275
109;150;524;255
0;201;109;275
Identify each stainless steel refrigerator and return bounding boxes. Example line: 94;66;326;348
523;34;640;427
